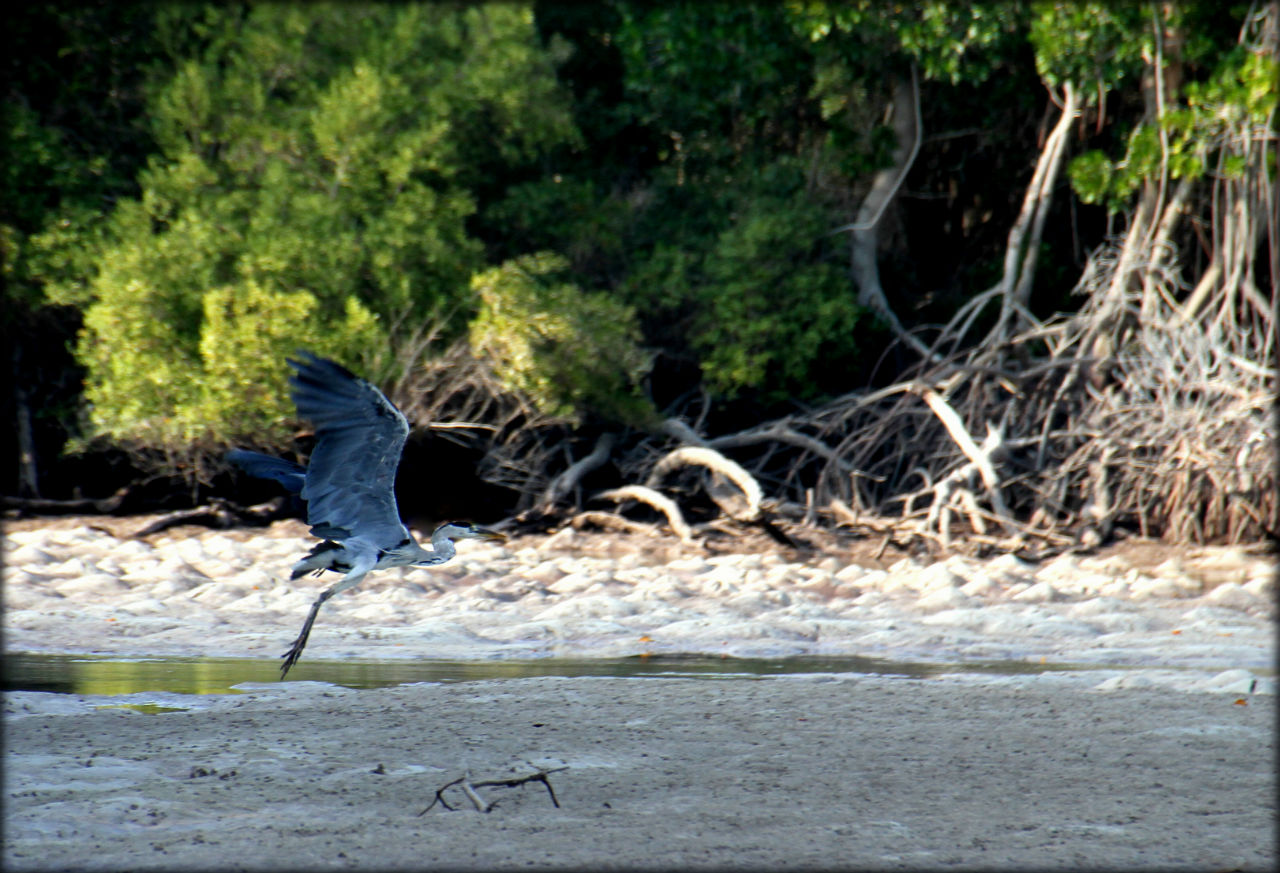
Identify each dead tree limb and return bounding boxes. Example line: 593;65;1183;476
918;389;1017;541
419;765;567;815
658;418;709;447
596;485;693;541
12;345;40;498
708;423;852;473
460;773;493;813
1079;441;1117;548
130;498;288;538
569;510;659;537
646;446;763;522
989;82;1080;344
2;486;130;516
1009;83;1080;330
831;67;936;362
540;432;616;509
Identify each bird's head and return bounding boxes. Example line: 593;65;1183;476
432;522;507;543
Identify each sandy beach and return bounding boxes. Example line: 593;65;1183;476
3;518;1276;870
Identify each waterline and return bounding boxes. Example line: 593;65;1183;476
4;651;1145;698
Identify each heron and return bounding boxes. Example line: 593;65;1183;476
227;351;505;679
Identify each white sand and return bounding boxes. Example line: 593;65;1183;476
3;521;1274;677
3;521;1276;869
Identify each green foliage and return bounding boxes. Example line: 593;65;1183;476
785;2;1026;196
468;253;653;424
613;3;815;169
1028;2;1149;92
8;0;1273;476
693;195;861;400
897;3;1026;84
0;102;72;308
790;1;1024;85
79;275;381;445
482;175;633;283
196;284;382;439
503;164;864;406
1181;45;1280;127
1067;36;1279;212
623;159;863;402
1066;150;1114;206
43;2;580;448
1;3;155;314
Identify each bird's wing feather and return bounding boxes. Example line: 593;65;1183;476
225;449;307;494
288;351;411;546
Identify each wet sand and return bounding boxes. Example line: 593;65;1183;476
5;674;1275;871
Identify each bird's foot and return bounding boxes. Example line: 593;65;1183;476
280;637;308;680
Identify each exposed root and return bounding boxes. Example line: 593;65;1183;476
569;510;658;537
595;485;693;541
385;10;1274;554
645;446;763;522
541;433;616;509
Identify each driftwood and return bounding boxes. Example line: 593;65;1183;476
2;487;130;516
708;422;852;474
419;764;567;815
916;389;1017;548
130;498;289;538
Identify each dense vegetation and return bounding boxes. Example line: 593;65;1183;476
3;2;1275;544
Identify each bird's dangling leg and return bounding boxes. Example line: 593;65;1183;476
280;566;370;680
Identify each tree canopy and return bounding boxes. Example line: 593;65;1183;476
4;1;1275;540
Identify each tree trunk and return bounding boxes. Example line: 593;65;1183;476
841;69;934;361
989;82;1079;344
12;344;40;498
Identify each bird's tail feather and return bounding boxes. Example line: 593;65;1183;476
290;539;344;580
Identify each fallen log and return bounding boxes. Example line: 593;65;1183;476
2;487;130;516
130;498;290;538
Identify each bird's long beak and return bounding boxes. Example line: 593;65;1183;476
475;527;507;542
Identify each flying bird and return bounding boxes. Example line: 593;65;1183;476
227;351;505;678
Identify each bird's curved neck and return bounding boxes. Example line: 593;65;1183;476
424;528;459;563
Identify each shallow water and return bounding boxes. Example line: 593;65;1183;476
4;651;1137;698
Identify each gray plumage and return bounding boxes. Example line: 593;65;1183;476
223;450;305;495
228;351;504;678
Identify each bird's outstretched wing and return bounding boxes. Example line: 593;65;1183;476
288;351;410;544
225;449;306;494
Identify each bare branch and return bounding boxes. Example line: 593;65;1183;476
419;765;567;815
708;423;851;471
657;418;709;447
596;485;693;541
991;82;1081;343
835;68;938;362
541;433;616;509
570;510;659;537
646;446;763;522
